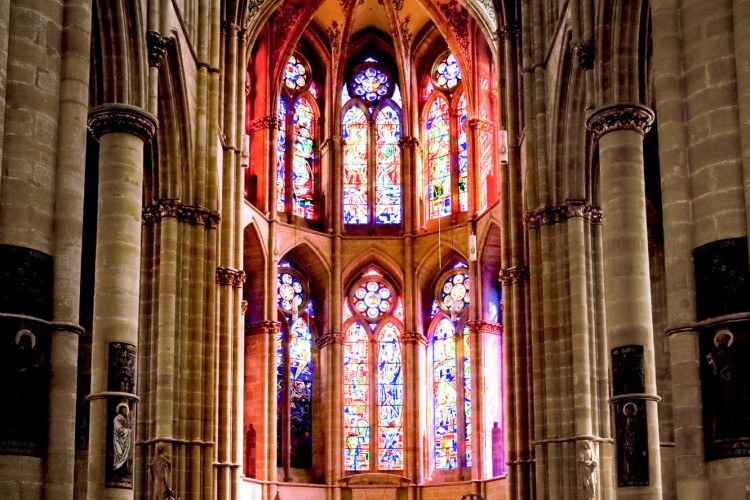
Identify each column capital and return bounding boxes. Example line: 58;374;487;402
586;103;654;141
316;331;344;348
88;104;157;142
142;200;221;228
466;320;503;336
215;267;246;288
499;23;520;40
499;265;529;286
146;31;173;67
466;117;495;132
402;331;428;347
245;320;280;337
248;116;280;132
398;136;419;149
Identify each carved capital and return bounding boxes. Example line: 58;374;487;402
179;205;221;228
467;117;495;132
142;200;220;228
524;201;602;229
216;267;246;288
316;331;344;348
398;136;419;149
248;116;280;132
466;320;503;336
402;331;428;347
586;104;654;141
573;41;594;70
88;104;157;142
147;31;173;67
499;266;529;286
246;320;280;337
142;199;180;224
499;23;520;40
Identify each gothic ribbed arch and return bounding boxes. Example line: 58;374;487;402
280;242;331;332
593;0;647;105
242;222;268;324
92;0;147;108
478;221;503;322
341;250;405;295
153;34;193;204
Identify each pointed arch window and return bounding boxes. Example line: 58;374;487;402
342;58;402;228
422;52;469;222
428;261;472;471
343;268;404;471
277;55;319;221
276;261;314;471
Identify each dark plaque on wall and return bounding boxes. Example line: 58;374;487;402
0;244;53;319
699;321;750;460
694;238;750;320
614;399;649;487
105;342;136;488
611;345;645;396
0;321;49;457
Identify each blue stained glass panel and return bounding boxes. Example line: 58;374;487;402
457;92;468;212
276;98;287;212
433;318;458;470
375;105;402;224
342;106;369;224
292;97;315;219
289;317;313;468
344;322;370;471
463;326;472;468
378;323;403;470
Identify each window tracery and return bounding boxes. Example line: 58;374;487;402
342;58;402;228
276;261;314;470
343;268;404;471
277;55;319;221
429;262;472;471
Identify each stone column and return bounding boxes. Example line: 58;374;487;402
85;104;156;499
587;103;662;499
45;1;93;498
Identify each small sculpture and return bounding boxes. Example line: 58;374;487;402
577;440;598;500
150;443;172;499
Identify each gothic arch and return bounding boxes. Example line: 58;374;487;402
342;249;405;293
479;221;503;322
280;242;332;333
243;222;268;324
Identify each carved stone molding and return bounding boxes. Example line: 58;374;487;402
246;321;280;337
147;31;173;67
142;200;221;228
316;331;344;349
466;320;503;336
88;104;157;142
467;117;495;132
586;103;655;142
398;136;419;149
215;267;246;288
402;331;428;347
498;266;529;286
524;201;602;229
247;116;279;133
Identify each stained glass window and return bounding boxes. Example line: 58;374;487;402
375;106;401;224
343;270;403;472
352;65;390;103
276;262;314;470
423;52;471;222
457;92;468;212
344;322;370;471
431;264;473;472
426;97;451;220
342;58;402;228
277;55;317;220
284;55;308;90
292;97;315;218
433;53;461;90
276;98;287;213
343;106;369;224
434;317;458;470
378;322;403;470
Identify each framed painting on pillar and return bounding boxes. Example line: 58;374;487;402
613;399;649;487
611;345;645;396
698;320;750;460
105;342;136;488
693;237;750;321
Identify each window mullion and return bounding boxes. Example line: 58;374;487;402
370;334;379;471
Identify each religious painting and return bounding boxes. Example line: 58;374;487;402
693;237;750;320
611;345;645;396
0;244;53;319
614;399;649;487
699;321;750;460
105;342;136;488
0;324;49;457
